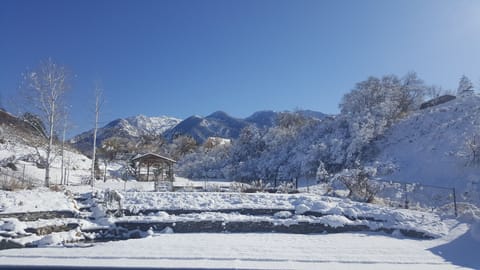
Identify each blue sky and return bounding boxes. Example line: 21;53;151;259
1;0;480;135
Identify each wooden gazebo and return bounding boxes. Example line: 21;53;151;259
131;153;176;182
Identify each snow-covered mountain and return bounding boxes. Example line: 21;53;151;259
372;94;480;195
164;110;327;143
164;111;248;143
71;115;181;153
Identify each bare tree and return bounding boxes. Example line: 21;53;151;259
20;58;71;187
91;82;104;187
60;112;68;185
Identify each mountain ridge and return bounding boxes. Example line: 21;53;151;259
70;110;327;153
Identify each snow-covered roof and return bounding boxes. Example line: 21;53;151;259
131;152;176;164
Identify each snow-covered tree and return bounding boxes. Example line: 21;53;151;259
339;73;427;164
457;75;474;96
316;161;329;183
425;85;447;100
169;135;198;160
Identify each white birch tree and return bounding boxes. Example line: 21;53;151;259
91;82;104;187
21;58;70;187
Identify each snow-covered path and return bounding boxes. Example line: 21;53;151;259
0;228;474;270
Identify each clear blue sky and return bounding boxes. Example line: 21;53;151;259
1;0;480;135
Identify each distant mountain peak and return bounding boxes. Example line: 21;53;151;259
207;110;231;119
71;115;182;153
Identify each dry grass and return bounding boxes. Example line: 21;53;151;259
0;177;32;191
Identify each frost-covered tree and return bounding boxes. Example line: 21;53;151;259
457;75;474;96
316;161;329;183
169;135;198;160
396;72;426;114
425;85;447;100
19;58;71;187
134;134;167;154
339;73;426;164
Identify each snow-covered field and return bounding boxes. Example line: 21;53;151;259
0;223;478;269
0;184;479;269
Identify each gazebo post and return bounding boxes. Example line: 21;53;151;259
146;161;150;182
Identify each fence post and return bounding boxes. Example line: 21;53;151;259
22;164;26;183
404;183;409;209
452;187;458;217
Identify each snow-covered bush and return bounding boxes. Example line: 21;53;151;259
229;182;248;192
246;179;270;192
332;166;379;202
276;181;296;193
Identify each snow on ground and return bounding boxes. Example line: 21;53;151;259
114;191;448;238
66;177;237;194
374;95;480;202
0;188;77;213
0;223;478;270
0;136;91;186
0;184;478;269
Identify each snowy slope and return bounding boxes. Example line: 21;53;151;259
0;115;92;186
373;95;480;200
0;137;92;186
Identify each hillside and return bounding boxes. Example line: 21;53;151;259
0;111;91;186
0;110;40;141
372;94;480;198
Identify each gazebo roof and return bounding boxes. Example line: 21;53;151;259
131;152;176;164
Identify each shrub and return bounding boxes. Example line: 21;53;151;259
332;166;380;203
